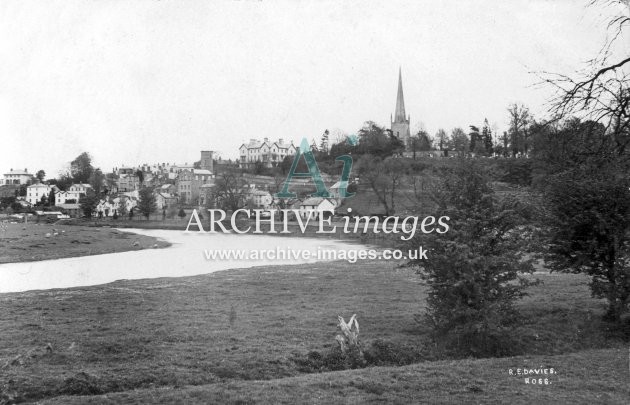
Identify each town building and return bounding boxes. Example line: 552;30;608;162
176;169;214;205
56;184;93;204
157;184;177;195
58;203;81;218
3;168;34;185
26;183;54;205
155;192;179;211
298;197;336;220
200;150;214;173
245;188;273;209
117;171;140;192
391;67;411;147
239;138;297;169
96;199;117;217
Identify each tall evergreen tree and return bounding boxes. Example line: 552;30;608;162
481;118;493;154
138;187;157;220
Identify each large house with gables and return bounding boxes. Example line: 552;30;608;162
239;138;297;169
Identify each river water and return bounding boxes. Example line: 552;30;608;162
0;229;364;293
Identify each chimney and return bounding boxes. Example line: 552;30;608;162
25;168;27;172
264;137;268;143
279;138;284;144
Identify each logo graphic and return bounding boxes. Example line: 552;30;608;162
346;134;359;146
275;138;355;199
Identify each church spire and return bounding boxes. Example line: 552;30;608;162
394;66;406;123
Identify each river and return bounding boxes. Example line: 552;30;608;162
0;229;365;293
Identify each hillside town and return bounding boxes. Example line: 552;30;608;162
0;69;533;223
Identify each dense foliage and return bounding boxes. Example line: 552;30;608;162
409;159;536;356
533;118;630;323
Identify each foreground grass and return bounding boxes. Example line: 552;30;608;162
0;223;169;263
0;258;626;403
41;348;629;404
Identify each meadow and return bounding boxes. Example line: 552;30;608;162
1;256;628;403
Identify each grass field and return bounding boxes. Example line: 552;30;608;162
41;348;629;404
1;254;627;403
0;223;169;264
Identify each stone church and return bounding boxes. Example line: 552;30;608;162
391;67;411;147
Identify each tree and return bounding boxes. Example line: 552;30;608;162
408;135;420;159
10;201;22;213
135;170;144;186
89;168;106;196
416;130;432;151
534;118;630;323
36;170;46;182
137;187;157;220
435;128;450;151
469;125;483;154
70;152;94;184
48;190;55;206
0;196;16;211
357;121;404;157
450;127;469;157
544;164;630;323
409;158;535;356
507;104;531;156
541;0;629;136
117;198;128;218
79;191;98;218
252;160;267;176
481;118;493;154
214;172;247;211
319;129;330;154
38;194;48;207
357;155;407;215
52;172;73;191
279;155;294;175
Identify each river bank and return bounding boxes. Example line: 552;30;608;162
59;216;399;247
0;223;170;264
0;228;364;293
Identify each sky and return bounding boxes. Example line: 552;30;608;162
0;0;628;177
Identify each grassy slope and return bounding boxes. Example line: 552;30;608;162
42;348;629;404
0;223;169;263
1;255;626;403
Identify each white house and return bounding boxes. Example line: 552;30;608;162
111;195;138;214
56;184;93;204
247;188;273;209
96;199;116;216
3;168;34;185
26;183;53;205
298;197;336;220
239;138;297;169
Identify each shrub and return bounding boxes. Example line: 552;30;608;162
493;158;532;186
409;158;536;357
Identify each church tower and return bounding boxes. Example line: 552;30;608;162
391;67;411;147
